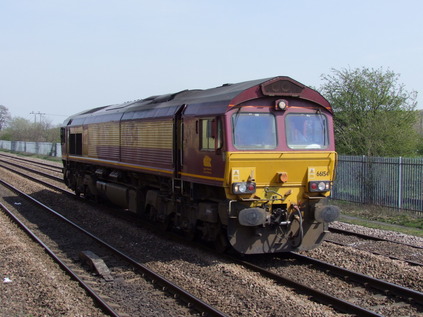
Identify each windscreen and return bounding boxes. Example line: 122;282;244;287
285;113;328;149
232;112;277;149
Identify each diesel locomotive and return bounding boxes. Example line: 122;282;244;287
61;76;340;254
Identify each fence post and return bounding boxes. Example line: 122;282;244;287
362;155;366;204
398;156;402;210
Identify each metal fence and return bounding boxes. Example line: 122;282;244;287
0;140;61;157
332;155;423;213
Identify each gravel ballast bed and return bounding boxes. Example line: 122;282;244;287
330;221;423;247
0;168;339;316
0;211;107;317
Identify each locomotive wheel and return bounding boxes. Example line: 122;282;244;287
145;205;157;222
214;229;229;253
186;227;200;241
159;214;173;232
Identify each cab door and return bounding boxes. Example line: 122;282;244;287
174;104;187;178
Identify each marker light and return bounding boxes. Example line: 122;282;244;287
308;181;331;192
232;182;256;195
275;99;288;110
278;172;288;183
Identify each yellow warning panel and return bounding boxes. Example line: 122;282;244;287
231;167;256;183
307;166;330;181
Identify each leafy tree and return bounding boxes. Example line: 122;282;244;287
44;126;61;143
320;67;419;156
0;105;11;130
1;117;33;141
0;116;60;142
417;111;423;155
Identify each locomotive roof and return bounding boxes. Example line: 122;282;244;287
64;76;331;126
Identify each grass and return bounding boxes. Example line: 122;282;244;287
0;149;62;163
330;199;423;237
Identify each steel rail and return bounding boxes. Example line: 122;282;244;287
324;238;423;267
229;256;383;317
329;227;423;250
0;162;66;192
0;152;62;171
0;201;121;317
290;252;423;305
0;158;63;182
0;178;227;317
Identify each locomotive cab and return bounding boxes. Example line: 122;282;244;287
219;80;340;254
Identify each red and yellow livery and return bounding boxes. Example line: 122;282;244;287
61;76;340;254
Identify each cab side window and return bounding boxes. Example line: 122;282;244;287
200;119;213;150
69;133;82;155
200;118;223;151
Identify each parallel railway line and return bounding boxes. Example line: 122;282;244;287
231;256;382;317
329;227;423;249
0;157;64;184
325;230;423;266
0;177;226;317
236;252;423;316
0;200;121;317
0;152;62;172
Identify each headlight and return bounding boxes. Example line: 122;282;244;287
315;205;340;223
238;183;247;193
232;182;256;195
309;181;331;192
239;208;267;226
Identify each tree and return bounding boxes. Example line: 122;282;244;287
0;105;11;130
417;111;423;155
0;116;60;142
1;117;33;141
319;67;419;156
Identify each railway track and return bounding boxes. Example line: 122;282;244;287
0;157;67;191
1;152;423;316
0;157;63;183
328;227;423;249
0;200;121;317
0;151;62;166
232;255;382;317
326;227;423;266
0;152;62;173
0;178;226;317
231;251;423;316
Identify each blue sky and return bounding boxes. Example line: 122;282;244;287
1;0;422;125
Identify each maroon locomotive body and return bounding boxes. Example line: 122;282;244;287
61;77;339;254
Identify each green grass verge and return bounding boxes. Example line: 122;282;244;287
0;149;62;162
331;199;423;238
